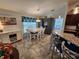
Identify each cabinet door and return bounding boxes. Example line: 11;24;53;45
66;14;79;25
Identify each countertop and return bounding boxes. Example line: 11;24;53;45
57;33;79;46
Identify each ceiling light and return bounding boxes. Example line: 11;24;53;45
36;16;41;22
36;19;41;22
73;7;79;14
37;8;40;11
51;9;55;12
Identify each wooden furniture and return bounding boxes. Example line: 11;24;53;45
65;14;79;25
76;23;79;36
65;14;79;35
10;47;19;59
64;29;76;34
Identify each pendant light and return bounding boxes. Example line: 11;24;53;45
36;16;41;22
73;5;79;14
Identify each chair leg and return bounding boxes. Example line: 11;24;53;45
51;46;55;59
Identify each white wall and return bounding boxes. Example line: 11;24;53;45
0;10;23;43
0;10;26;58
48;3;68;34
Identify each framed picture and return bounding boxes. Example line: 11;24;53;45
0;17;17;25
9;17;17;25
0;17;5;24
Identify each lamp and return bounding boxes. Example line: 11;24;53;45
0;21;4;32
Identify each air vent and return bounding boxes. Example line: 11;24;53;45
51;9;55;12
37;8;40;11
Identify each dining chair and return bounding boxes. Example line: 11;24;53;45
50;33;63;59
36;31;41;40
62;41;79;59
30;32;39;41
41;28;45;38
36;28;45;40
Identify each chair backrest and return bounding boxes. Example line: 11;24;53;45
52;33;66;53
62;41;79;59
64;41;79;54
50;33;57;43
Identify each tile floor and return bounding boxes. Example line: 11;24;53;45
15;35;62;59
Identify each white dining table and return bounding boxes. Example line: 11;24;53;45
29;28;44;32
27;28;45;41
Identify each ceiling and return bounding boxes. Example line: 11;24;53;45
68;0;79;6
68;0;79;14
0;0;67;16
0;0;78;16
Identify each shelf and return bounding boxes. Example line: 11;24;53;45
0;30;21;35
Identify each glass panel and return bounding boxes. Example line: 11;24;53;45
22;17;36;33
54;16;63;30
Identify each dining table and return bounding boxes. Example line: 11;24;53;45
28;28;45;41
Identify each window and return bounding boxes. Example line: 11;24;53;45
22;17;36;33
54;16;64;30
